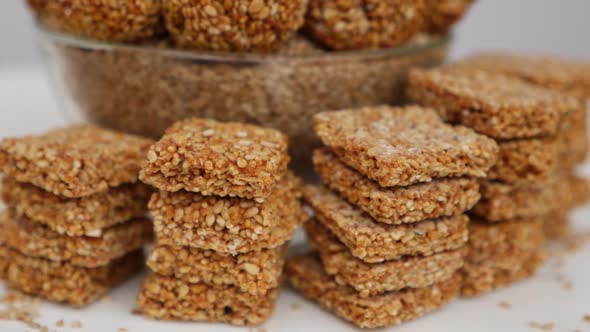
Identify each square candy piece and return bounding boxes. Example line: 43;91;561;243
147;244;287;296
313;106;498;187
463;216;546;296
0;125;153;197
472;177;561;222
563;174;590;208
305;219;466;297
461;250;545;297
0;210;153;268
559;108;589;169
313;148;481;224
543;211;569;240
140;118;289;200
466;218;545;267
489;136;559;184
407;68;580;139
0;245;144;307
150;173;306;254
452;53;590;99
303;185;469;263
137;273;279;327
286;254;462;329
1;177;152;236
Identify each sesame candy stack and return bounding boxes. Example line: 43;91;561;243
0;125;154;306
448;53;590;238
407;59;588;296
136;119;306;327
286;106;498;328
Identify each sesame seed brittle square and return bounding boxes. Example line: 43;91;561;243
140;118;290;201
313;106;498;188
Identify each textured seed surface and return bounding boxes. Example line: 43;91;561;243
305;219;467;297
313;148;481;224
146;244;287;296
28;0;163;42
461;218;546;296
286;253;462;329
149;173;306;254
137;273;279;326
0;245;144;307
407;67;581;139
164;0;308;52
303;185;469;263
1;178;151;236
0;124;154;198
140;118;290;200
313;105;498;187
305;0;425;50
0;210;153;268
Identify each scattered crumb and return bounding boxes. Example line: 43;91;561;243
0;290;45;332
584;314;590;322
118;328;128;332
70;320;82;329
291;302;302;311
101;296;113;303
562;280;573;290
498;301;511;310
131;308;142;315
258;329;268;332
55;319;64;327
528;321;555;331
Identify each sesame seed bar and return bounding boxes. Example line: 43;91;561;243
0;125;154;198
303;185;469;263
543;211;569;240
147;244;287;296
407;68;580;139
0;245;144;307
472;178;561;222
305;0;424;50
313;148;481;224
452;53;590;99
489;136;559;184
1;177;151;236
140;118;290;200
150;174;306;254
461;250;546;297
0;210;152;268
466;218;545;267
305;219;467;297
164;0;308;53
30;0;163;42
286;254;462;329
565;173;590;208
137;273;279;326
461;218;546;296
313;106;498;187
559;109;589;168
422;0;475;34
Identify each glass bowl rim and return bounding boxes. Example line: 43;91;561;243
37;23;451;64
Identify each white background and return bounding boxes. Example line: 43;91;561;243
2;0;590;67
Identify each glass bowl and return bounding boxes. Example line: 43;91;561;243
38;25;450;164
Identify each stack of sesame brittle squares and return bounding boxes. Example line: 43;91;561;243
286;105;498;328
0;125;154;306
408;56;590;295
136;118;306;327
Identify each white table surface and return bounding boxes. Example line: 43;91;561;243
1;67;590;332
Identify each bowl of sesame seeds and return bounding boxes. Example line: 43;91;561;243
38;25;450;163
